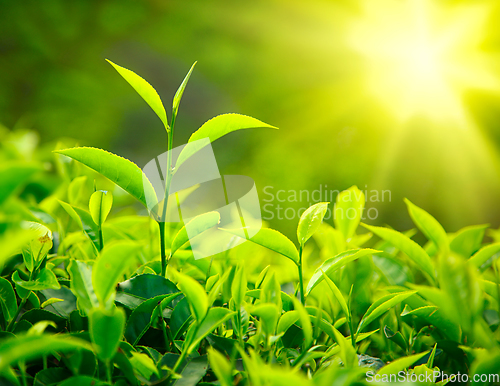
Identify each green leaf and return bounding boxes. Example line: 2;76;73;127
106;59;168;129
41;297;64;309
471;351;500;385
130;351;160;379
331;326;357;368
250;303;279;337
400;304;437;319
59;201;99;254
170;298;192;339
68;260;98;314
427;343;438;367
362;224;435;282
383;325;408;352
292;298;312;349
174;355;208;386
361;293;399;326
34;368;72;386
0;277;16;324
176;114;277;169
187;307;235;353
277;311;300;335
231;265;247;308
0;334;91;373
125;293;180;345
405;198;448;253
12;269;61;291
245;289;293;312
221;228;299;264
307;249;380;295
68;175;88;205
357;290;417;333
321;271;349;321
58;376;107;386
334;186;364;241
438;253;481;333
41;287;77;318
151;292;182;321
398;286;461;342
208;348;232;386
469;242;500;268
255;265;271;289
297;202;329;246
22;249;34;273
206;334;237;357
28;320;57;335
16;287;40;309
372;254;413;286
20;309;66;332
92;241;142;308
171;212;220;256
450;224;489;258
0;228;38;273
112;346;136;385
22;222;53;270
206;274;219;293
0;162;40;205
172;62;196;120
89;306;126;362
55;147;157;209
89;190;113;227
176;272;208;321
116;273;179;308
376;351;429;375
260;272;282;311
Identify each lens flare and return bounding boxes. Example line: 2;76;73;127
348;0;499;124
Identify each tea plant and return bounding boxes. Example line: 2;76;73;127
0;62;499;386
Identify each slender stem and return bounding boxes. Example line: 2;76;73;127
98;194;104;251
165;323;175;352
298;244;305;305
98;225;104;251
237;308;244;347
159;221;167;277
293;350;307;368
170;114;177;143
20;361;27;386
348;286;358;349
494;263;500;337
158;114;176;277
173;322;200;373
159;303;171;352
7;292;30;332
349;317;356;349
173;347;188;373
206;257;214;281
106;360;113;384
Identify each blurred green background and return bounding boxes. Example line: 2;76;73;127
2;0;500;237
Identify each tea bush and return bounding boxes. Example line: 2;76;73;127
0;62;499;386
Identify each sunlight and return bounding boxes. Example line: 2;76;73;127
348;0;499;124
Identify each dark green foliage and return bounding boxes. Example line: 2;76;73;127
0;62;499;386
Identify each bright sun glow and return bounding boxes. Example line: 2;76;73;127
348;0;499;124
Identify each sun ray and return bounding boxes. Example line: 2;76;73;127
347;0;500;124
